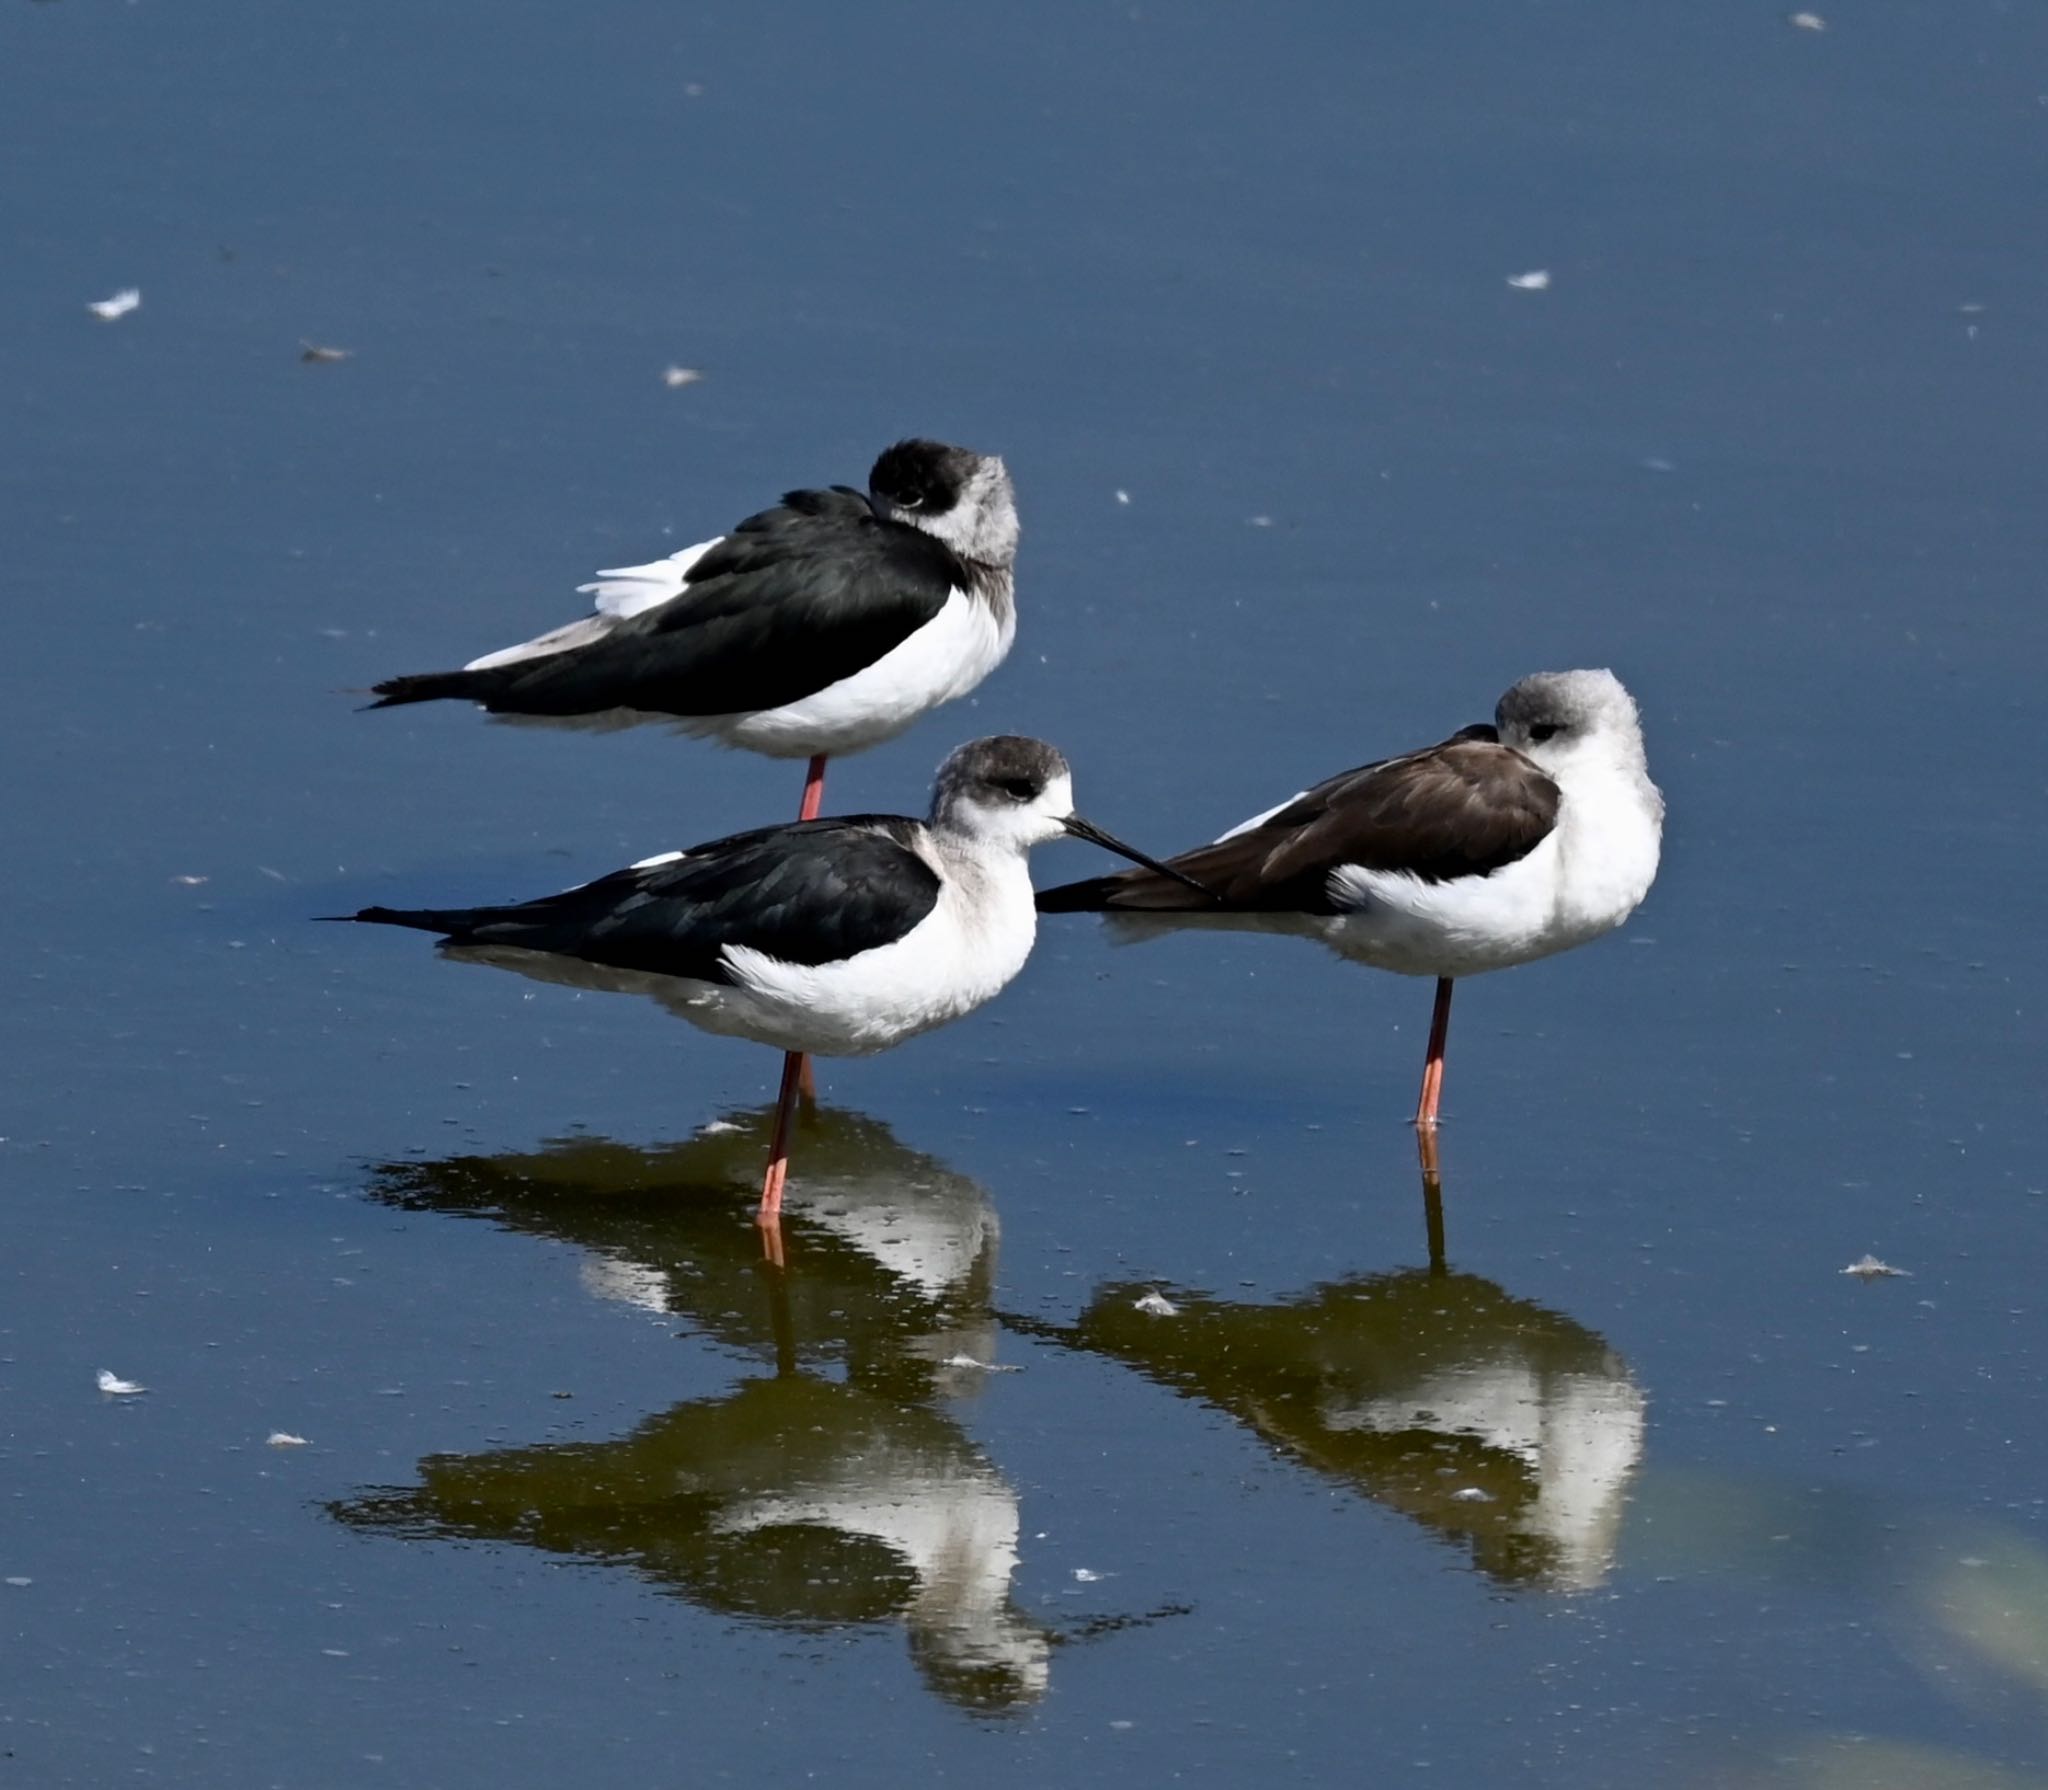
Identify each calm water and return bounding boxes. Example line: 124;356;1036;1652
5;2;2047;1785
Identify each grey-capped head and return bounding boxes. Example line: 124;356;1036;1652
1494;669;1646;768
929;736;1075;847
929;736;1212;893
869;438;1019;569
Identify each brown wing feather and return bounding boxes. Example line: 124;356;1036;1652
1038;731;1559;915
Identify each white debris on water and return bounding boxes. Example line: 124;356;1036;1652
1842;1254;1908;1279
661;365;703;388
299;341;351;363
96;1370;146;1395
1133;1290;1179;1317
87;288;141;321
1506;269;1551;291
267;1431;310;1448
940;1355;1022;1372
1788;11;1826;30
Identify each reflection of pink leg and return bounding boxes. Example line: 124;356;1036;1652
1414;978;1454;1129
1416;1123;1447;1274
798;754;828;822
758;1050;805;1228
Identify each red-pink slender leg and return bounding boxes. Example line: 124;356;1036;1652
758;1050;805;1229
1414;977;1454;1130
798;753;828;822
778;754;830;1116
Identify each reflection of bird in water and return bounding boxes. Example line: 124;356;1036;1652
333;1374;1051;1714
345;1105;1052;1710
364;1104;1003;1400
1043;1262;1645;1591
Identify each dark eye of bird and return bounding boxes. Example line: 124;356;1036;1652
996;777;1039;801
894;488;926;510
1529;722;1562;743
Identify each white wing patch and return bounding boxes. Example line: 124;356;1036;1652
577;535;722;618
462;536;723;671
629;850;686;870
1213;790;1308;844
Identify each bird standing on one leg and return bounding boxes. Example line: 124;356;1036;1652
366;439;1020;794
1036;670;1664;1128
331;738;1203;1232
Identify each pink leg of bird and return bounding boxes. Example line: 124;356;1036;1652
798;753;828;822
1414;977;1454;1129
776;754;831;1122
758;1049;806;1232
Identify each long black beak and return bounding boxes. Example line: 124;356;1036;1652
1061;815;1217;898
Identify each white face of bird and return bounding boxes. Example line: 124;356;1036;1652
1495;668;1647;774
930;737;1079;850
869;440;1019;569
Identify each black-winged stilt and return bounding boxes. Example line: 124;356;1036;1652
1037;670;1663;1128
333;737;1201;1230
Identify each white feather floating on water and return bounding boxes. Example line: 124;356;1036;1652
1841;1254;1908;1279
266;1431;310;1448
87;288;142;322
1506;269;1552;291
96;1369;146;1395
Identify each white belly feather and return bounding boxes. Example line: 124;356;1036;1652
700;587;1014;758
674;846;1039;1056
1322;769;1662;977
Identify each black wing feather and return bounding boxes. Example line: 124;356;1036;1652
350;818;942;982
373;488;965;718
1038;729;1557;915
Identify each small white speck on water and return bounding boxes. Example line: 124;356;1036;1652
1788;11;1825;30
1113;489;1131;505
1072;1568;1104;1583
267;1431;310;1448
1133;1290;1178;1317
87;287;141;321
97;1370;146;1396
1450;1487;1494;1503
661;365;703;388
299;341;351;363
5;1577;32;1588
1506;269;1551;291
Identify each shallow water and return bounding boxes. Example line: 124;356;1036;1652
5;2;2047;1785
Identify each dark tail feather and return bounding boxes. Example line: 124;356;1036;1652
366;669;487;709
1036;875;1126;914
321;904;499;937
1038;867;1222;914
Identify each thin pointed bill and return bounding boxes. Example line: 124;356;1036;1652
1060;816;1217;898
